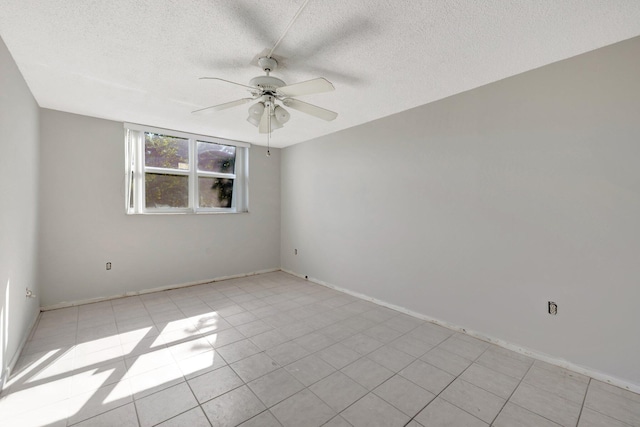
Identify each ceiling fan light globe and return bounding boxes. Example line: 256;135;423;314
247;115;260;127
274;106;290;124
248;102;265;117
270;116;284;130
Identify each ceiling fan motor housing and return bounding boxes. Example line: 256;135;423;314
249;75;286;94
258;56;278;73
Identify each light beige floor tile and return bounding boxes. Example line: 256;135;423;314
584;384;640;426
124;347;176;377
278;321;315;339
440;378;505;423
266;341;311;365
72;402;139;427
249;329;289;351
247;368;305;407
188;365;243;404
285;354;336;386
236;320;273;337
156;407;212;427
204;328;245;348
373;374;435;417
238;410;282;427
475;348;532;379
71;359;129;396
128;362;185;399
317;343;361;369
225;311;259;326
0;375;74;418
201;385;266;427
406;323;453;346
533;360;589;384
421;347;473;376
318;323;358;341
589;380;640;403
67;381;133;425
135;382;197;427
294;332;336;352
523;364;588;404
415;397;488;427
389;335;434;358
578;407;633;427
362;324;404;343
459;363;520;399
1;398;72;427
437;335;489;360
341;392;410;427
510;382;582;426
340;333;384;355
399;359;455;394
341;357;394;390
309;371;368;412
120;335;164;357
384;314;424;333
176;349;227;379
230;352;280;382
77;322;118;342
366;345;415;373
493;403;561;427
166;336;214;361
322;415;353;427
271;389;336;427
216;339;261;364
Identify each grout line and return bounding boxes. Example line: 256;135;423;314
402;343;494;427
575;378;592;427
488;358;535;425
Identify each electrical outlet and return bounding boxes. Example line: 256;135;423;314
106;262;112;270
548;301;557;315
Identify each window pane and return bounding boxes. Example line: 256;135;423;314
129;171;134;209
198;141;236;174
145;174;189;208
145;133;189;169
199;177;234;208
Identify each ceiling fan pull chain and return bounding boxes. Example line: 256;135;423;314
267;107;271;157
267;0;312;58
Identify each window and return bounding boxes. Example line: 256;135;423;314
125;124;249;214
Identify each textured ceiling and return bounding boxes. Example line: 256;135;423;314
2;1;640;148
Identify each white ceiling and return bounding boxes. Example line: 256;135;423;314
2;1;640;148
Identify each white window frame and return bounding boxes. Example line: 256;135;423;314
125;123;250;214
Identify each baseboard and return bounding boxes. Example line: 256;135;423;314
40;268;280;311
281;269;640;394
1;308;40;392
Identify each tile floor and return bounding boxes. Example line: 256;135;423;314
1;271;639;426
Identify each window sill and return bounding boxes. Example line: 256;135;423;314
126;210;250;216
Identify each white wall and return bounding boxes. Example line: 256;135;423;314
281;37;640;387
0;36;41;387
38;110;281;306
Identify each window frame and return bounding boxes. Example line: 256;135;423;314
125;123;250;215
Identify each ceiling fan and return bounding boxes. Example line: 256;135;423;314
193;56;337;134
192;0;337;140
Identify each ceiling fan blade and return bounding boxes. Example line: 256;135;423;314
258;106;271;134
277;78;335;97
191;98;253;114
199;77;257;90
282;98;337;121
